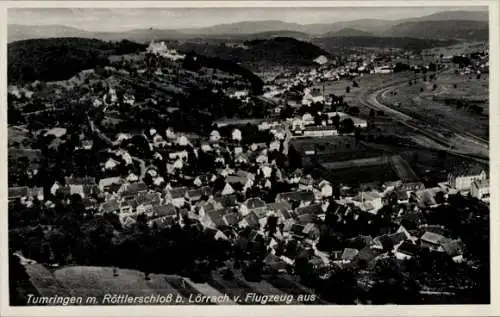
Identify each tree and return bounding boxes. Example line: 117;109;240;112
339;118;355;134
345;86;350;94
369;109;375;118
352;80;359;88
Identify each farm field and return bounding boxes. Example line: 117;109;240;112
380;71;489;140
313;71;417;115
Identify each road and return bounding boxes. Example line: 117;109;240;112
357;77;489;163
88;116;147;179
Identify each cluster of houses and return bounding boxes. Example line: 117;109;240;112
9;115;489;277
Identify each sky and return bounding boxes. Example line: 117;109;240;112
8;6;488;32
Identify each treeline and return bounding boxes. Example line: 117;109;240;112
8;37;146;84
314;36;457;53
178;37;330;70
183;53;264;94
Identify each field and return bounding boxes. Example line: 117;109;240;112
380;70;489;140
422;41;488;58
313;71;416;116
319;163;399;187
53;266;185;304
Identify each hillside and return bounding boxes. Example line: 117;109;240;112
8;24;93;43
176;37;330;69
322;28;374;37
180;20;304;36
403;10;488;22
8;10;489;42
8;38;146;83
313;36;458;53
385;20;488;41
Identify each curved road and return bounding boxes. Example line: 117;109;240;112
357;76;489;164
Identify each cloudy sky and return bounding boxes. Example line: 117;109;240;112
8;7;488;32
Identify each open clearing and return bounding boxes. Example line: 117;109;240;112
380;71;489;141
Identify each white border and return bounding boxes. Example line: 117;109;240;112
1;1;498;316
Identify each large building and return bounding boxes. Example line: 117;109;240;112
447;166;487;191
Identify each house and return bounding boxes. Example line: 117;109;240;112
447;166;487;191
231;129;242;142
119;182;148;197
420;231;447;252
276;191;315;206
149;215;176;229
319;180;333;198
302;125;338;138
98;177;124;192
352;191;383;214
153;204;177;218
394;240;419;260
471;178;489;200
221;183;235;196
166;187;189;207
44;127;67;138
295;203;324;219
341;248;359;263
303;223;320;242
205;228;229;241
240;197;267;217
187;187;210;202
223;211;242;227
202;208;227;228
100;200;120;214
290;224;307;240
442;239;464;263
214;194;239;208
238;211;260;229
9;186;44;202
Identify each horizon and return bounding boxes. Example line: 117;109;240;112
8;7;488;32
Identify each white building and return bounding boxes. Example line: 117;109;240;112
471;178;489;200
448;169;487;191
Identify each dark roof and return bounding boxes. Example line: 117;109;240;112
241;212;260;228
136;192;161;206
388;232;407;246
150;216;175;228
397;240;419;256
101;201;120;213
277;209;292;220
9;186;28;199
448;163;486;178
295;203;323;216
442;239;463;257
296;213;314;225
215;194;239;207
187;186;211;200
421;231;447;245
277;191;315;203
65;176;96;185
107;183;123;194
121;182;148;195
356;246;378;263
169;186;189;199
291;224;306;236
207;209;227;227
83;185;99;196
223;212;241;227
155;204;177;217
342;248;359;261
267;201;292;213
396;191;409;201
244;197;266;210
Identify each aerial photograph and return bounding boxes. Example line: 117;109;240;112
6;5;490;306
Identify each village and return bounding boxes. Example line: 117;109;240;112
8;38;490;304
